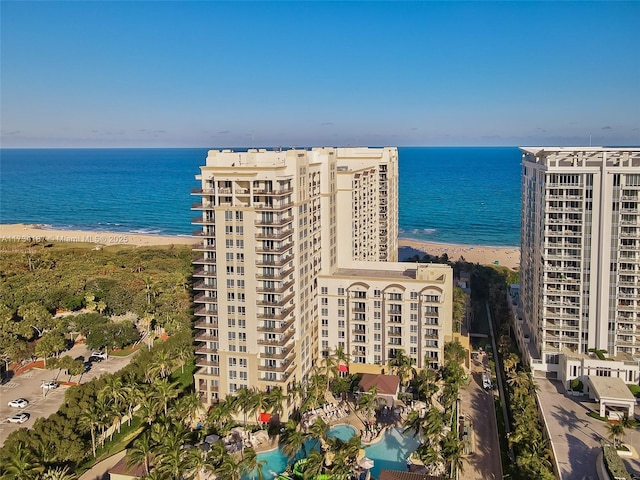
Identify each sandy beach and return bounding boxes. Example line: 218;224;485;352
399;238;520;270
0;224;199;247
0;224;520;269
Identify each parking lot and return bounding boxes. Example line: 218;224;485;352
0;343;134;446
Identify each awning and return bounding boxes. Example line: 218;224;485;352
338;364;349;373
259;412;271;423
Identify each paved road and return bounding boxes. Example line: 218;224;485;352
536;376;640;480
0;343;134;446
459;351;503;480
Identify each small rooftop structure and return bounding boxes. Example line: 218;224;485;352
585;375;636;419
358;373;400;399
109;456;146;480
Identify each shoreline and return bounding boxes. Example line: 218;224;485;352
0;224;520;269
398;237;520;270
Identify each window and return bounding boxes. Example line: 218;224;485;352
410;292;418;300
338;298;345;306
227;292;235;301
228;319;236;327
321;287;328;294
226;239;234;248
228;358;237;366
374;301;381;308
374;290;381;297
236;253;244;262
236;239;244;248
225;211;233;221
228;332;236;341
322;330;328;338
389;293;402;300
235;211;243;221
240;371;247;380
338;309;345;317
321;319;328;326
239;358;247;367
239;332;246;342
226;253;234;261
229;370;237;379
338;320;345;328
338;288;345;295
321;298;328;305
322;308;328;316
237;266;244;275
227;306;235;314
227;279;235;288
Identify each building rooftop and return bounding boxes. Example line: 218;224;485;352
587;376;636;401
358;374;400;396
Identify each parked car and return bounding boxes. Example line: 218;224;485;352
90;351;108;361
8;413;30;423
41;381;59;390
7;398;29;408
83;362;92;372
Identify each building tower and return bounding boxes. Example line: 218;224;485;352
520;147;640;373
192;147;453;410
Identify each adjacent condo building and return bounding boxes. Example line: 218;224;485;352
191;147;453;410
519;147;640;378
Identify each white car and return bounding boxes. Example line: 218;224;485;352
90;351;108;360
41;381;59;390
8;413;30;424
7;398;29;408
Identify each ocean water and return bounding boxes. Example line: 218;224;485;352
0;147;521;246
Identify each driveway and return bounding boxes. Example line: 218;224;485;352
0;343;135;446
459;351;503;480
535;376;640;480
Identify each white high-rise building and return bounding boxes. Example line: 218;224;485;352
520;147;640;373
191;147;453;409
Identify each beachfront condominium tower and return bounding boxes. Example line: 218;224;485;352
191;147;453;409
520;147;640;373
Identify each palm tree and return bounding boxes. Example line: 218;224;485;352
357;385;379;422
173;392;203;426
308;417;329;450
403;409;428;438
2;442;44;480
214;454;240;480
238;447;266;480
301;450;325;478
281;419;307;460
147;349;174;382
127;431;154;477
249;388;270;425
39;466;77;480
388;348;415;387
151;378;180;416
78;403;101;457
320;353;338;392
414;366;439;402
606;421;626;449
441;429;467;478
206;399;235;436
174;341;194;374
266;386;286;422
0;442;44;480
235;387;259;425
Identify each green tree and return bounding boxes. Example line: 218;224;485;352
35;329;67;367
239;447;266;480
388;348;415;387
0;441;44;480
127;431;154;476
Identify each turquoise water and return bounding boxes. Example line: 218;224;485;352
0;147;522;246
243;425;418;480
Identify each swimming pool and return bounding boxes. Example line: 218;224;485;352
241;425;419;480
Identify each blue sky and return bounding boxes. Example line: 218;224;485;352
1;1;639;148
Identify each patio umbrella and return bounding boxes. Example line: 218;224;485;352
205;434;220;444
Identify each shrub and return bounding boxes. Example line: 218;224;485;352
601;441;631;480
628;384;640;398
570;379;584;391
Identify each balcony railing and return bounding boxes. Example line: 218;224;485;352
255;216;293;226
257;328;295;346
257;306;293;320
255;201;294;211
194;319;218;329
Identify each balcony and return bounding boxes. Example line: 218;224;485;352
192;216;215;225
195;344;218;355
255;228;294;240
255;216;293;227
256;266;294;280
255;201;294;211
255;256;291;267
256;242;294;254
257;328;295;346
257;306;293;320
257;280;294;294
258;358;293;373
257;318;295;334
195;356;219;367
193;280;216;290
194;306;217;316
192;256;216;266
193;293;217;303
192;229;215;237
195;332;219;342
193;268;218;277
388;329;402;336
191;202;204;210
261;349;290;360
194;319;218;329
190;188;216;195
253;187;294;196
257;292;294;306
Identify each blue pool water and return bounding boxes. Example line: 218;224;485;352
242;425;418;480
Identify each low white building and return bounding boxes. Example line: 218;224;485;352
585;375;637;419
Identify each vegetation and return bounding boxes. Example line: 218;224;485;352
601;441;632;480
0;242;193;369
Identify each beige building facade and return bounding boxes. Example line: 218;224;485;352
191;147;453;409
519;147;640;374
